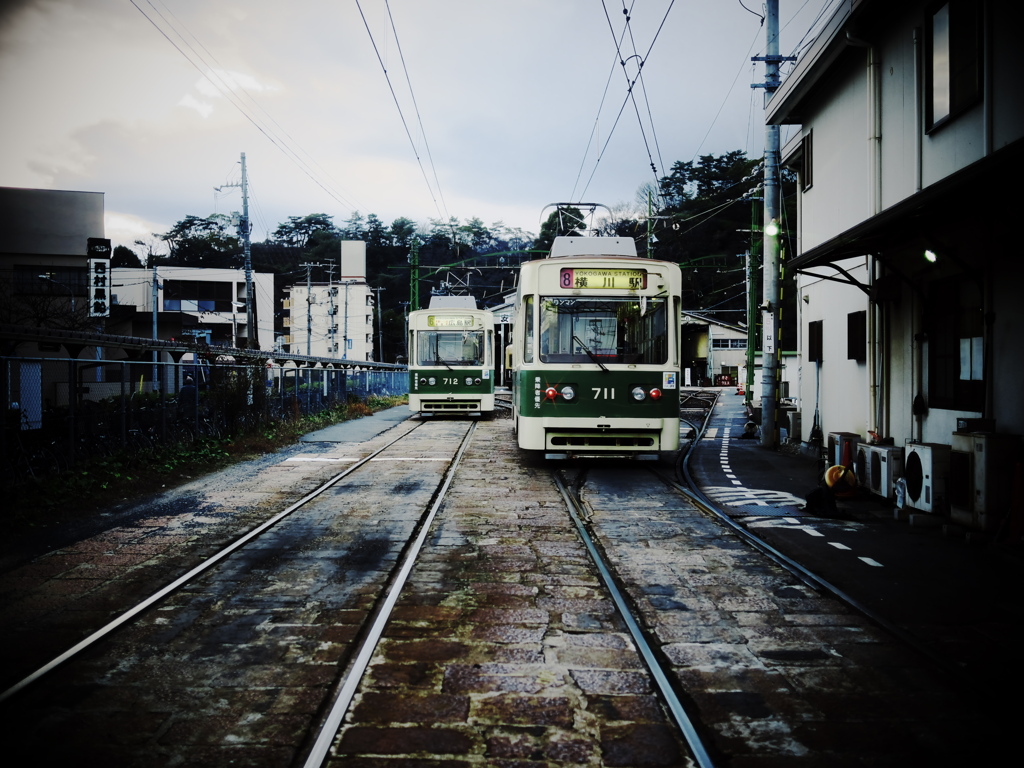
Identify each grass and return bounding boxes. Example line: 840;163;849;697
5;395;407;538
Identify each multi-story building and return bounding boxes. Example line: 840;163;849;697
282;241;375;360
770;0;1022;527
109;266;275;352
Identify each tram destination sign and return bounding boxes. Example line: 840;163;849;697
560;267;647;290
427;314;475;328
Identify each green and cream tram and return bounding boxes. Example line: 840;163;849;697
408;307;495;415
511;236;682;458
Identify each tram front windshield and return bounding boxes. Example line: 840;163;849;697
540;296;668;365
417;330;484;367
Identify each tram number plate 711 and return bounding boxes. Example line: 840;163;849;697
592;387;615;399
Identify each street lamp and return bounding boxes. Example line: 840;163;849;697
39;274;76;313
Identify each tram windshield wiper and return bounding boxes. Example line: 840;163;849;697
573;335;609;372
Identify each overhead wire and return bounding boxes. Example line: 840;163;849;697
354;0;455;238
576;0;675;203
129;0;365;214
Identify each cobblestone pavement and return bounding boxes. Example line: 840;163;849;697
1;410;1011;767
1;418;468;765
330;418;690;767
331;417;1007;767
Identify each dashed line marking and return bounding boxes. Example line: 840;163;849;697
859;557;884;567
828;542;851;550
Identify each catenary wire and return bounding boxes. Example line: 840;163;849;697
129;0;364;213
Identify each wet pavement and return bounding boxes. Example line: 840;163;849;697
686;388;1022;697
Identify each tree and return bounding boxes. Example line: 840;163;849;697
161;214;240;268
533;206;584;254
271;214;337;249
112;244;143;268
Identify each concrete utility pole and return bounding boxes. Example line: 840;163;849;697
240;152;255;348
372;285;386;361
752;0;794;448
300;262;322;357
215;152;256;348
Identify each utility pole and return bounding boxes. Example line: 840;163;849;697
752;0;794;448
409;238;420;312
240;152;255;348
372;285;386;361
300;262;322;357
215;152;256;348
152;260;159;391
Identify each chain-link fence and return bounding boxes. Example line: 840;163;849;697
2;355;408;490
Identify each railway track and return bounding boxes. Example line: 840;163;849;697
1;418;478;765
0;398;1009;765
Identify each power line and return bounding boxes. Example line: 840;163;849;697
354;0;454;236
129;0;364;213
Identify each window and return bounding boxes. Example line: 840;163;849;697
711;338;747;349
927;276;984;410
808;320;823;363
416;329;485;367
847;311;866;362
163;280;233;312
539;296;669;365
927;1;982;131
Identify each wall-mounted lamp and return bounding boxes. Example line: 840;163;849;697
924;249;937;263
764;218;780;237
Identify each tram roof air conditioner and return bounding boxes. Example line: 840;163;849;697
903;443;951;514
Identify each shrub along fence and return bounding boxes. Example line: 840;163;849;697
2;354;408;489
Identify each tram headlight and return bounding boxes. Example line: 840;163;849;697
631;386;646;401
428;377;437;386
419;377;427;385
649;388;662;401
474;378;482;385
561;385;576;401
465;377;473;386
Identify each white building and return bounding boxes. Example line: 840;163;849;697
770;0;1023;528
282;241;375;360
111;266;275;352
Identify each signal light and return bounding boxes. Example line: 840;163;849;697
649;388;662;400
544;387;558;401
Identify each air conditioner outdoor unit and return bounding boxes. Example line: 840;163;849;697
865;444;904;500
828;432;861;467
949;432;1022;531
903;443;951;514
854;444;872;488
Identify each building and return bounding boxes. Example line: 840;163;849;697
0;186;110;354
282;241;375;360
770;0;1023;528
108;266;275;352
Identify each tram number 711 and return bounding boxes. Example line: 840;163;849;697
592;387;616;399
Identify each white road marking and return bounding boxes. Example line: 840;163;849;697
828;542;851;550
859;557;884;567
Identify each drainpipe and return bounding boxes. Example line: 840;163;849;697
847;32;883;439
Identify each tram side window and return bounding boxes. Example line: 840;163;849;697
523;296;534;363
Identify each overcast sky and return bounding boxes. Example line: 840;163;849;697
0;0;834;253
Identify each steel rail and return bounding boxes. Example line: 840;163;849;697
302;421;478;767
0;418;427;704
664;390;976;690
552;471;718;768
